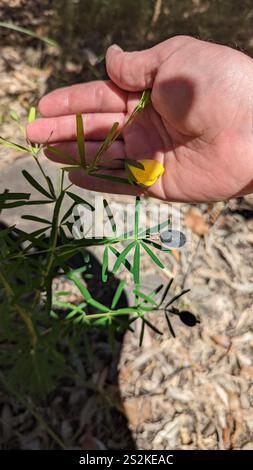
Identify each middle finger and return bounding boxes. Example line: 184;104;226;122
27;112;126;144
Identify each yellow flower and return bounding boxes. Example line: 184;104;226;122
126;159;165;187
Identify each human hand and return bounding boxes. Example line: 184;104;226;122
27;36;253;202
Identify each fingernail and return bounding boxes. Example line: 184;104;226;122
110;44;122;52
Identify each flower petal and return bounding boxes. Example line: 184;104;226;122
126;159;165;187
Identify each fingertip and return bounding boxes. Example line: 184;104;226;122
107;43;123;53
106;44;124;81
26;118;53;144
38;96;46;116
38;93;53;116
26;121;36;141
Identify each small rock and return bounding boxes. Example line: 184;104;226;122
180;427;192;445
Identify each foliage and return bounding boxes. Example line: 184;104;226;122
0;95;189;397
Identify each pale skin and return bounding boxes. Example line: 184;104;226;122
27;35;253;203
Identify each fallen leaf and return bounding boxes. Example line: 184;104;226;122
185;208;209;236
172;249;181;262
123;397;152;427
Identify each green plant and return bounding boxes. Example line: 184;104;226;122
0;94;189;397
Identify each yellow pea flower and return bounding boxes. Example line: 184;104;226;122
126;159;165;187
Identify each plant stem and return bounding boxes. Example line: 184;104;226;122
0;270;37;350
85;309;139;321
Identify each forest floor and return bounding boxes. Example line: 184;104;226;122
0;0;253;450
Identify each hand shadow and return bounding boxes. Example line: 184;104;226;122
0;221;135;450
67;248;136;450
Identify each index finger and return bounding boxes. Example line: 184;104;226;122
38;80;128;117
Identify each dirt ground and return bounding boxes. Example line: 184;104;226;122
0;0;253;450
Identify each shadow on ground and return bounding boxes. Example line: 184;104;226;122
0;221;135;450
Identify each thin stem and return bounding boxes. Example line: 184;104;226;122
60;169;65;194
88;89;151;171
0;271;37;350
64;182;74;192
85;309;139;321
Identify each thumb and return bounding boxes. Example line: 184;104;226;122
106;43;162;91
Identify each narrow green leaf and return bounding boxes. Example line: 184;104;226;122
114;307;138;314
112;241;135;274
22;170;54;199
69;265;88;275
66;191;94;211
10;110;19;122
0;137;28;152
93;317;109;326
136;89;151;111
28;106;36;123
55;291;71;297
88;298;110;312
90;122;119;169
46;145;78;165
26;200;53;205
46;176;56;199
21;215;51;225
124;164;138;186
65;303;87;319
139;218;171;237
50;310;59;319
0;192;30;201
61;165;80;171
137;284;164;307
73;315;85;324
16;227;49;248
109;246;132;273
132;242;140;285
54;300;77;310
102;246;109;282
61;202;75;223
76;113;86;166
0;22;58;47
141;241;164;269
43;193;65;315
0;199;52;209
111;279;126;309
124;89;152;129
67;271;92;301
134;290;157;306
